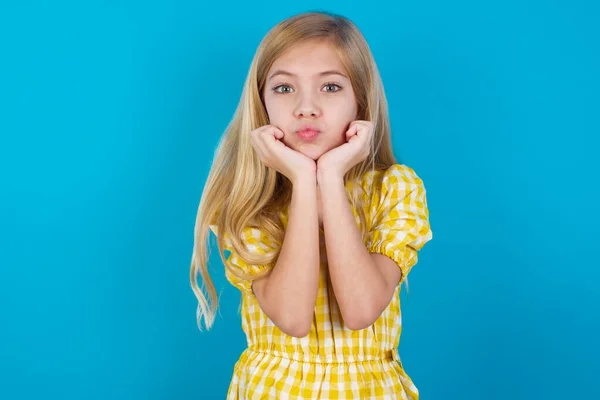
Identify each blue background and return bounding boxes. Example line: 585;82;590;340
1;0;598;399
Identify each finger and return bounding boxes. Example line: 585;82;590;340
345;124;358;141
251;129;269;154
350;135;367;150
272;127;284;140
259;125;283;140
263;131;288;158
354;122;372;140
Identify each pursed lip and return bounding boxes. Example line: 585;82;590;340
295;124;321;134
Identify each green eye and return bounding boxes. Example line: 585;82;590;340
273;85;293;94
323;83;341;92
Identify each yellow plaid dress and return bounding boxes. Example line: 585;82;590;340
214;164;432;399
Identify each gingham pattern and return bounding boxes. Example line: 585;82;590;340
213;164;432;399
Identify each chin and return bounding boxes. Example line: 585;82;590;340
297;147;324;161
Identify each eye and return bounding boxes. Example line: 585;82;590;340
323;83;342;92
272;84;294;94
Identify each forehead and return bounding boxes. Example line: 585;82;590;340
269;39;347;77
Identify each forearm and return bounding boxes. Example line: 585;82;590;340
318;173;388;329
257;175;320;337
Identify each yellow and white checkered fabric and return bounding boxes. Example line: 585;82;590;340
213;164;432;399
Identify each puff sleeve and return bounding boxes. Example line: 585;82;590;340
366;164;433;284
209;225;276;295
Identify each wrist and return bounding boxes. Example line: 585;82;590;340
291;171;317;187
316;167;344;188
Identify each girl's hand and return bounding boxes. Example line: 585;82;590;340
250;125;316;184
317;120;373;180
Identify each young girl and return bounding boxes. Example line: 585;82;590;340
190;11;433;399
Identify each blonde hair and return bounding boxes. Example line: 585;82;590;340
190;11;398;330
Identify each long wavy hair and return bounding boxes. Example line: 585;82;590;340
190;11;398;330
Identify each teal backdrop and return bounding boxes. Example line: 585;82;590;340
1;1;598;399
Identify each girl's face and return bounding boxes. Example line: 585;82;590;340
263;39;358;161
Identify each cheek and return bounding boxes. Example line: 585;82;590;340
334;93;358;119
332;103;357;129
327;103;357;144
264;97;288;124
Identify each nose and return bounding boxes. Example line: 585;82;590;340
294;94;321;118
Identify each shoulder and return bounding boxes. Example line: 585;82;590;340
209;223;276;253
382;163;422;182
359;164;425;194
353;164;428;216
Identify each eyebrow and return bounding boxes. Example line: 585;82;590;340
268;69;349;81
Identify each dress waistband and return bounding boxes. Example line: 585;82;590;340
244;347;402;365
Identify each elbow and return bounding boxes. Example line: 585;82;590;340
268;306;312;338
284;325;311;338
342;306;381;331
278;317;311;338
254;284;313;338
345;317;376;331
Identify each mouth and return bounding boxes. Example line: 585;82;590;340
296;127;320;141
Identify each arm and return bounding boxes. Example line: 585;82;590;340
252;174;320;338
318;172;400;331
